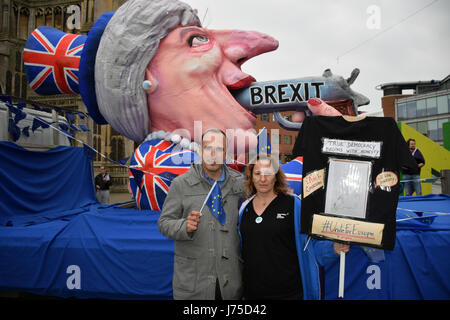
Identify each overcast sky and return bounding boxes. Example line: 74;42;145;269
184;0;450;114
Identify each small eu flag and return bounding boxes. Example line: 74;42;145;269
204;181;226;225
257;127;271;155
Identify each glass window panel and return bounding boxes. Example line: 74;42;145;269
406;101;417;118
427;120;438;140
437;95;449;114
284;135;292;145
397;103;406;120
416;99;426;117
426;97;437;116
417;121;428;135
409;122;418;130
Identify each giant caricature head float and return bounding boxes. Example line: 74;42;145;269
23;0;369;210
24;0;369;144
25;0;282;144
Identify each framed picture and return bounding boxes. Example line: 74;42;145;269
324;158;372;219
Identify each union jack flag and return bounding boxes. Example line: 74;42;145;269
281;156;303;196
129;139;200;211
23;26;87;95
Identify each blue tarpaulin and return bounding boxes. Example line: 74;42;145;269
0;142;97;227
0;142;449;299
0;206;174;299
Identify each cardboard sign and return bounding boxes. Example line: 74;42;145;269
311;214;384;246
375;171;398;187
322;138;381;158
303;169;325;198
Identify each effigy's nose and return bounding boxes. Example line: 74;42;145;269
212;29;279;65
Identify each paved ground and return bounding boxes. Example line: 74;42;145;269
110;192;134;204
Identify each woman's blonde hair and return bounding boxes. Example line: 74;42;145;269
244;154;291;199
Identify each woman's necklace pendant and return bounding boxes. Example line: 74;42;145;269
255;216;263;224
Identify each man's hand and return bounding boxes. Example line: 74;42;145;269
186;211;202;233
333;243;350;255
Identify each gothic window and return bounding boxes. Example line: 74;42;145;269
11;4;18;37
15;51;21;71
21;74;27;98
18;7;29;40
54;6;62;30
110;136;125;161
118;138;124;160
45;7;52;27
14;73;20;97
6;71;12;94
35;8;44;27
111;137;117;160
97;137;102;162
93;134;98;160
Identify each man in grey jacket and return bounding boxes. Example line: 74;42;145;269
158;129;245;300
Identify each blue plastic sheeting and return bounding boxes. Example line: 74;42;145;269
324;194;450;300
0;141;449;299
1;196;448;300
0;206;173;299
0;142;98;226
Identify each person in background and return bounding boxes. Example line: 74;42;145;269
238;154;349;300
95;166;112;204
403;138;425;196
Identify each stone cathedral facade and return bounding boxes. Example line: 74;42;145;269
0;0;133;191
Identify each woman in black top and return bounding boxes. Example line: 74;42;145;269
239;154;349;300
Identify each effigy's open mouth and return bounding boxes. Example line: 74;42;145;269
225;74;258;119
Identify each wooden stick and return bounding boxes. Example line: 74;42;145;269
338;251;346;298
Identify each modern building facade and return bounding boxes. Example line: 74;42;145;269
377;75;450;146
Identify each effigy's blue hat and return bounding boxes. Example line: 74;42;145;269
23;12;114;124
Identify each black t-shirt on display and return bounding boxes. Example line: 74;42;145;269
292;116;417;250
240;193;302;300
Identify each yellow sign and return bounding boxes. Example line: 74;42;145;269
303;169;324;198
311;214;384;246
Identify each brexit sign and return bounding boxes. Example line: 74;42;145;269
232;80;325;115
249;82;324;106
231;70;369;119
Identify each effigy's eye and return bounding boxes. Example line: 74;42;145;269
188;35;210;47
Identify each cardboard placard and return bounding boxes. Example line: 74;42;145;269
375;171;398;187
322;138;381;159
311;214;384;246
303;169;325;198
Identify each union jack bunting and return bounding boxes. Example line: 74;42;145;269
129;139;200;211
280;156;303;196
23;26;87;95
